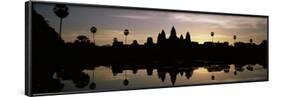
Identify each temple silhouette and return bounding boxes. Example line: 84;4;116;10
64;24;268;51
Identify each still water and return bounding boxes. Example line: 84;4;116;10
56;64;267;92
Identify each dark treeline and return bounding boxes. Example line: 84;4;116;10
31;9;267;94
62;25;268;66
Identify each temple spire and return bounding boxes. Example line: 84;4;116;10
169;26;178;40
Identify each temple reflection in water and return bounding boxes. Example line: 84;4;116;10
54;63;267;91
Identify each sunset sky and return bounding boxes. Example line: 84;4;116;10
33;3;268;46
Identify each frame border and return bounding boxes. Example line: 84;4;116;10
25;1;269;96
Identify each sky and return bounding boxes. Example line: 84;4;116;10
33;3;268;46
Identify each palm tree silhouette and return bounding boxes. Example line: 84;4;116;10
210;32;214;42
53;4;69;37
233;35;237;46
90;26;97;44
124;29;129;44
249;38;253;44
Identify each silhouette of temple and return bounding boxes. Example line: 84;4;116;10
156;26;194;48
102;26;268;50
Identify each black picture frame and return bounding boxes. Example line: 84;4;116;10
25;1;269;96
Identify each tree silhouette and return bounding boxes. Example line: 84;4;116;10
77;35;89;43
233;35;237;46
53;4;69;37
131;40;139;47
233;35;237;42
250;38;253;44
124;29;129;44
90;26;97;44
210;32;214;42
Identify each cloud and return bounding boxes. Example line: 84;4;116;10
169;13;267;30
102;29;124;34
112;14;150;20
172;14;227;25
170;14;234;28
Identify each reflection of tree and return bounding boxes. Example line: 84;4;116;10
235;64;244;72
123;68;129;86
223;65;230;73
123;79;129;86
89;82;96;89
211;74;215;80
234;64;245;75
224;68;230;73
246;64;254;71
73;72;90;88
89;69;96;89
53;4;69;37
210;66;215;80
206;64;231;80
234;71;237;75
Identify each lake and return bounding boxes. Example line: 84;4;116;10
55;64;267;92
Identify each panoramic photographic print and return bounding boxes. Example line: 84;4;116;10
26;1;268;95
